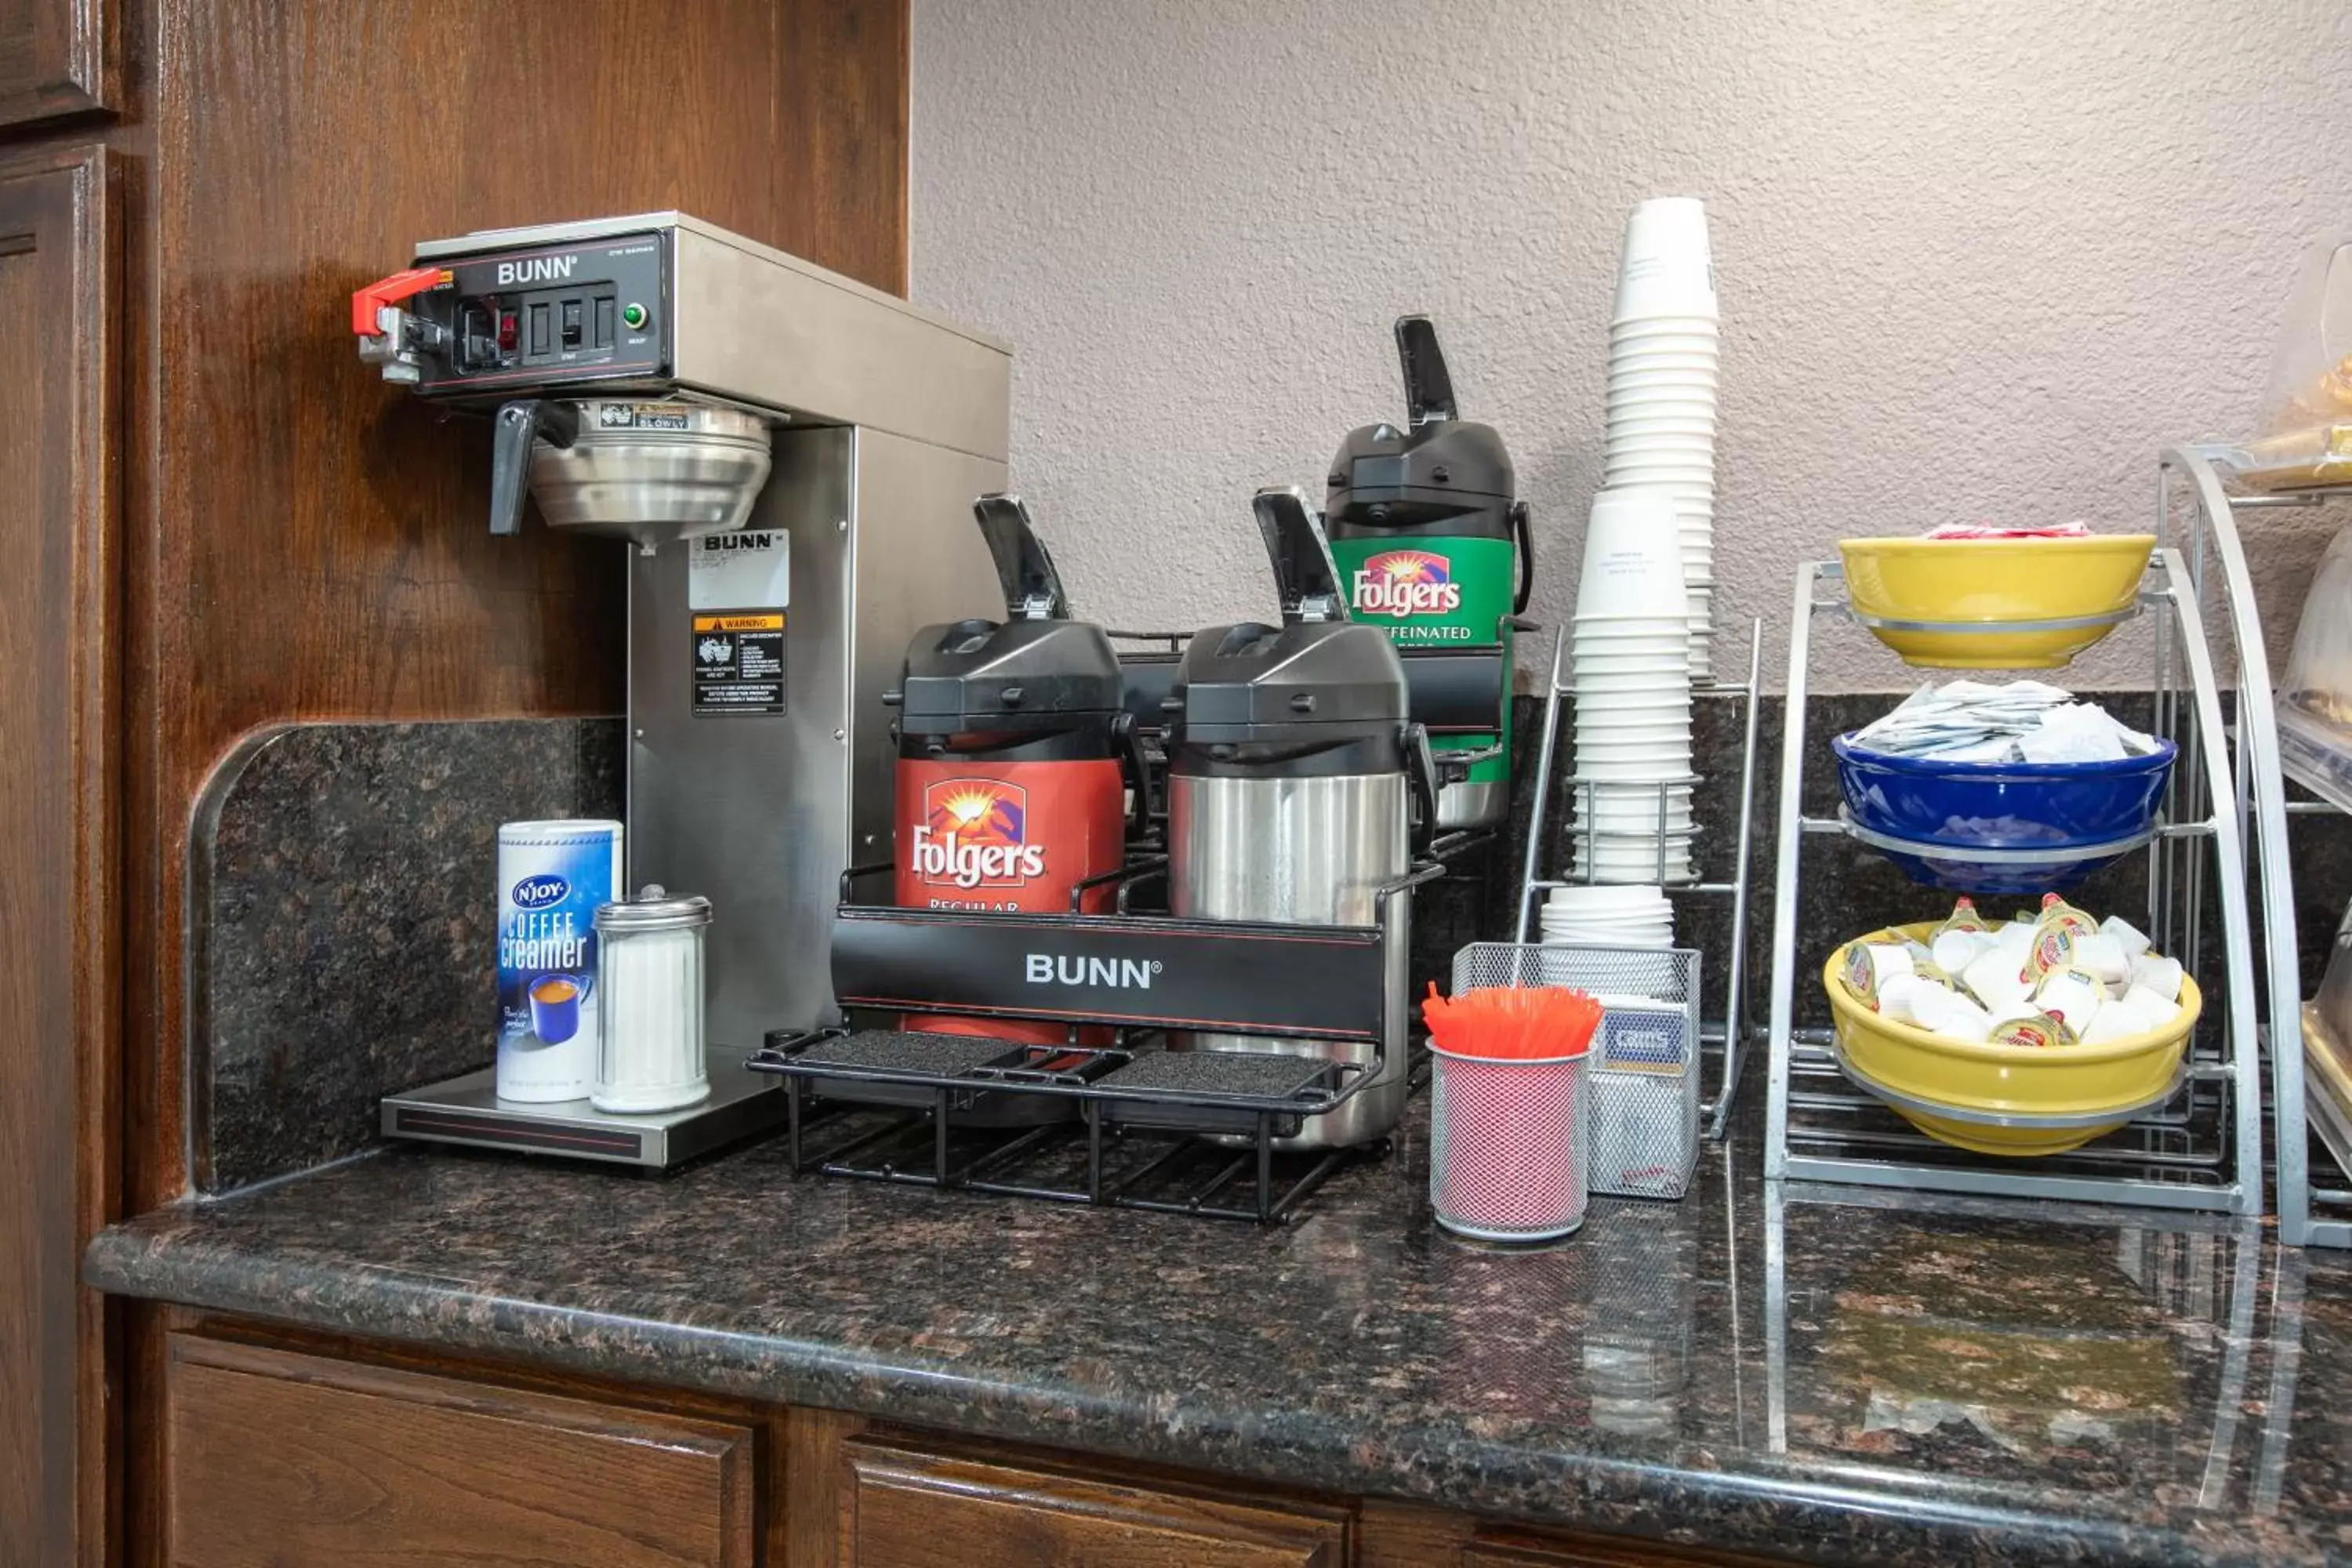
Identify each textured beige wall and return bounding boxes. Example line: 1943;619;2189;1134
910;0;2352;691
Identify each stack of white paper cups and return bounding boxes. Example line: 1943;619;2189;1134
1603;197;1717;679
1569;488;1696;884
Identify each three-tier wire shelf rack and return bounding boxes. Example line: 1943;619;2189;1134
1762;546;2265;1214
2156;443;2352;1245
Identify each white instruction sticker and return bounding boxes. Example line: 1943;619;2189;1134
688;531;790;610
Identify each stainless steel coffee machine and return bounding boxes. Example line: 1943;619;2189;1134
354;213;1011;1164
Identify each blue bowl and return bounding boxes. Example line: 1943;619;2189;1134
1831;731;2177;850
1840;810;2147;896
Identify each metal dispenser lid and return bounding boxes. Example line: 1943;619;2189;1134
1326;317;1518;526
1170;489;1410;747
595;884;713;933
893;495;1125;735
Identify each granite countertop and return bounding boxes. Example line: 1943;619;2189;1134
86;1096;2352;1567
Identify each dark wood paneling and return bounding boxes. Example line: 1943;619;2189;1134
129;0;913;1210
775;0;909;294
838;1437;1352;1568
788;1406;869;1568
165;1334;757;1567
1465;1527;1788;1567
0;0;121;129
0;140;122;1568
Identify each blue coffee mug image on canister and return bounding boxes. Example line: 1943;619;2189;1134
527;972;593;1044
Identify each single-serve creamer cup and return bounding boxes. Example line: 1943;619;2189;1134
497;819;624;1102
1576;489;1686;619
1614;196;1717;323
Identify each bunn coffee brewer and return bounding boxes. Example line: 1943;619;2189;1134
1166;488;1436;1148
760;490;1450;1216
889;495;1135;1044
1323;316;1530;829
354;213;1012;1165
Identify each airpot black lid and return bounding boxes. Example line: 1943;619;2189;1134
1171;619;1409;745
894;495;1124;733
1169;490;1409;747
1327;317;1516;533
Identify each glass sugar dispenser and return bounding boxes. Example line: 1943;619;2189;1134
592;885;713;1114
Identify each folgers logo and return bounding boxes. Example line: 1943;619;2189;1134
909;779;1047;890
1351;550;1463;618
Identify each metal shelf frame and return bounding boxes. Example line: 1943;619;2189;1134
1764;550;2265;1214
1514;619;1765;1140
2156;443;2352;1246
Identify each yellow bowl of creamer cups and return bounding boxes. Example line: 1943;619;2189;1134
1820;920;2198;1157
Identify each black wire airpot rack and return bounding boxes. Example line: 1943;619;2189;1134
748;840;1480;1224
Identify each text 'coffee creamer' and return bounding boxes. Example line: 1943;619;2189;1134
496;819;623;1102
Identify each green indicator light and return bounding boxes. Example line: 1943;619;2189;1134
620;302;648;331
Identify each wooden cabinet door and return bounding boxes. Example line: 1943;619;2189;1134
1465;1528;1786;1566
0;0;118;129
165;1335;758;1567
0;143;121;1568
838;1438;1351;1567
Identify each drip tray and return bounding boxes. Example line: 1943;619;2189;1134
1096;1048;1339;1134
380;1050;789;1169
749;1026;1391;1223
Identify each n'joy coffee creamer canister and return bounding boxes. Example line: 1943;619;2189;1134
497;818;625;1102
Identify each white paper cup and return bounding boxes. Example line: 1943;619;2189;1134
1575;659;1690;676
1578;717;1691;740
1575;489;1686;620
1573;630;1688;653
1573;789;1696;812
1607;368;1721;394
1575;754;1696;777
1576;745;1696;768
1572;611;1690;628
1574;793;1696;816
1609;416;1719;440
1574;852;1696;876
1573;840;1700;861
1612;314;1719;340
1581;686;1693;710
1574;657;1691;680
1606;394;1719;419
1548;883;1670;906
1614;197;1716;322
1607;351;1722;376
1571;844;1696;861
1606;456;1715;477
1571;780;1694;802
1606;466;1715;490
1577;755;1696;776
1607;430;1716;453
1610;330;1722;357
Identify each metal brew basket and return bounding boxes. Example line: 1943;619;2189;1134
1451;942;1702;1202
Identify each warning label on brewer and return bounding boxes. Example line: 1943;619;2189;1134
691;612;786;716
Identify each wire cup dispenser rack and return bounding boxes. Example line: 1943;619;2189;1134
1763;549;2266;1214
1512;619;1765;1142
2157;444;2352;1245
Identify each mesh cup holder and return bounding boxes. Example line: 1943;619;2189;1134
1431;1047;1591;1242
1450;942;1703;1204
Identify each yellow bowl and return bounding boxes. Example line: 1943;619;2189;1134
1838;535;2156;669
1821;923;2199;1157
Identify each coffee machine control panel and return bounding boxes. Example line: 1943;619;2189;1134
354;230;670;397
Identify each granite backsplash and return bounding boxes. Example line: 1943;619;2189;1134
187;695;2352;1194
189;719;622;1193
